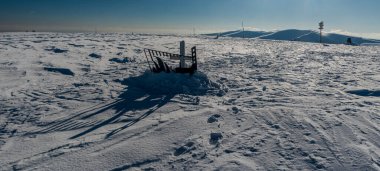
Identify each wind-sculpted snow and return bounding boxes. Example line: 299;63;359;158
119;71;227;96
0;33;379;171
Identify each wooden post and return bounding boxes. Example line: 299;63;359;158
180;41;186;68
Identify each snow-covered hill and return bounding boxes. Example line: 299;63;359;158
208;29;380;45
260;29;312;41
0;33;379;170
206;30;272;38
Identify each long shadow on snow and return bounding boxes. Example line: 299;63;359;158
28;72;215;139
28;87;172;138
69;87;174;139
70;72;214;139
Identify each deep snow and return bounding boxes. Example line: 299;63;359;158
0;33;379;170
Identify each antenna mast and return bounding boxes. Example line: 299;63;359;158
319;21;324;43
242;20;245;38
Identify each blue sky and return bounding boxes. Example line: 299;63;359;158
0;0;379;38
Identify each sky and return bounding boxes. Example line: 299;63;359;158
0;0;379;38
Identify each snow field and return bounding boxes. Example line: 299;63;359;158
0;33;379;170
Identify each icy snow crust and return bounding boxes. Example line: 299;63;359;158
0;33;379;170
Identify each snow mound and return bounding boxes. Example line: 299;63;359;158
121;71;227;96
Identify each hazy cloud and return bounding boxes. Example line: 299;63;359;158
328;29;380;39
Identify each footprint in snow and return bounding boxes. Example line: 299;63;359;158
89;53;102;59
231;106;240;114
207;114;221;123
174;142;195;156
209;132;223;145
45;47;68;53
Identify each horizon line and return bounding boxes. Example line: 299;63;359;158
1;28;379;40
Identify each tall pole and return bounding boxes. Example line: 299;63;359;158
319;21;324;44
180;41;186;68
242;20;245;38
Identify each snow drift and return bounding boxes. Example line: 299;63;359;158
119;71;227;96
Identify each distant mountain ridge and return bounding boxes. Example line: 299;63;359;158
206;29;380;45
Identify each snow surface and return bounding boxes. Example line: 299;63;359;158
0;32;380;170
